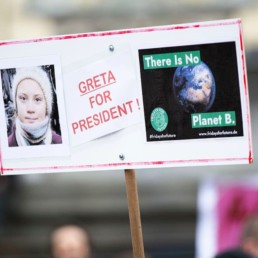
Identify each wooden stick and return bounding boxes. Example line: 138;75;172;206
124;169;145;258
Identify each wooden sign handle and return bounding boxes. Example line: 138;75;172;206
124;169;145;258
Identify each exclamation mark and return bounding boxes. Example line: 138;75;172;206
136;98;140;110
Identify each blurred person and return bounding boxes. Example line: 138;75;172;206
7;66;62;146
240;215;258;258
215;215;258;258
50;224;92;258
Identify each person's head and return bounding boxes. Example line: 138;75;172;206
51;224;92;258
12;66;53;124
240;215;258;258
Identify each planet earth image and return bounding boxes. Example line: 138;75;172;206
172;61;216;113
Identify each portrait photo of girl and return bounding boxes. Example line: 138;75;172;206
0;56;69;160
5;66;62;147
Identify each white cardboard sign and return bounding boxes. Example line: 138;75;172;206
0;19;252;175
64;51;141;145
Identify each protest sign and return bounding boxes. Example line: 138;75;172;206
0;18;252;175
196;179;258;258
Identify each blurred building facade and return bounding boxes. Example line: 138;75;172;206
0;1;258;258
0;0;257;51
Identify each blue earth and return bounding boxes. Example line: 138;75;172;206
172;61;216;113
